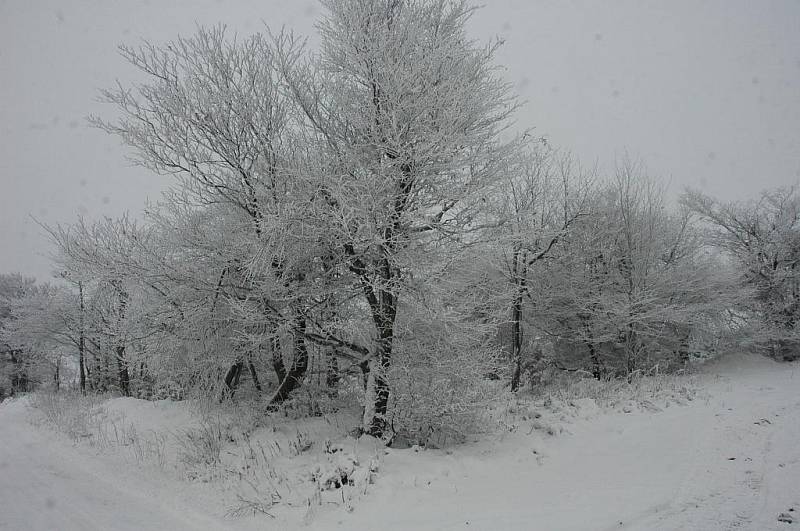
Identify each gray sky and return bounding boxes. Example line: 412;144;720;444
1;0;799;280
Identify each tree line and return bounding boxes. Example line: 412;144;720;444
2;0;797;443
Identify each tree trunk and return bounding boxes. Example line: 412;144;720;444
248;359;262;391
268;313;309;406
103;354;111;392
625;327;638;379
587;340;602;380
510;248;527;392
117;346;130;396
583;317;603;380
223;361;244;394
364;294;397;438
271;334;286;384
359;359;370;390
510;290;524;392
54;358;60;391
89;338;102;391
8;350;29;394
366;348;391;437
677;325;691;365
78;281;86;394
114;282;130;396
326;349;339;391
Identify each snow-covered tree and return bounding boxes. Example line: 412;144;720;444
682;185;800;360
282;0;519;436
92;1;520;437
523;161;735;379
0;275;73;394
490;142;594;389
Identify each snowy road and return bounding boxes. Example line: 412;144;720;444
1;354;798;531
0;400;235;531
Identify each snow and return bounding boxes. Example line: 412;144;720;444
0;397;242;531
1;353;798;530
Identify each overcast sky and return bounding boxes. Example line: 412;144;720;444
1;0;799;280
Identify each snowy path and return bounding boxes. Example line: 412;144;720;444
311;355;800;531
0;354;798;531
0;400;236;531
616;358;800;531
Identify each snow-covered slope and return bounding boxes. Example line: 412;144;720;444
310;354;800;530
1;353;797;531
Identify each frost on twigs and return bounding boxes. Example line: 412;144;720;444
385;297;503;447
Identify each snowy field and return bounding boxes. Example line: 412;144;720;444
0;353;797;531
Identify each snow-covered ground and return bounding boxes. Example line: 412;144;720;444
0;397;242;530
1;353;798;531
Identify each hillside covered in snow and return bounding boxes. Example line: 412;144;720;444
1;353;797;531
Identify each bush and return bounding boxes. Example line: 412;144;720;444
387;339;501;447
